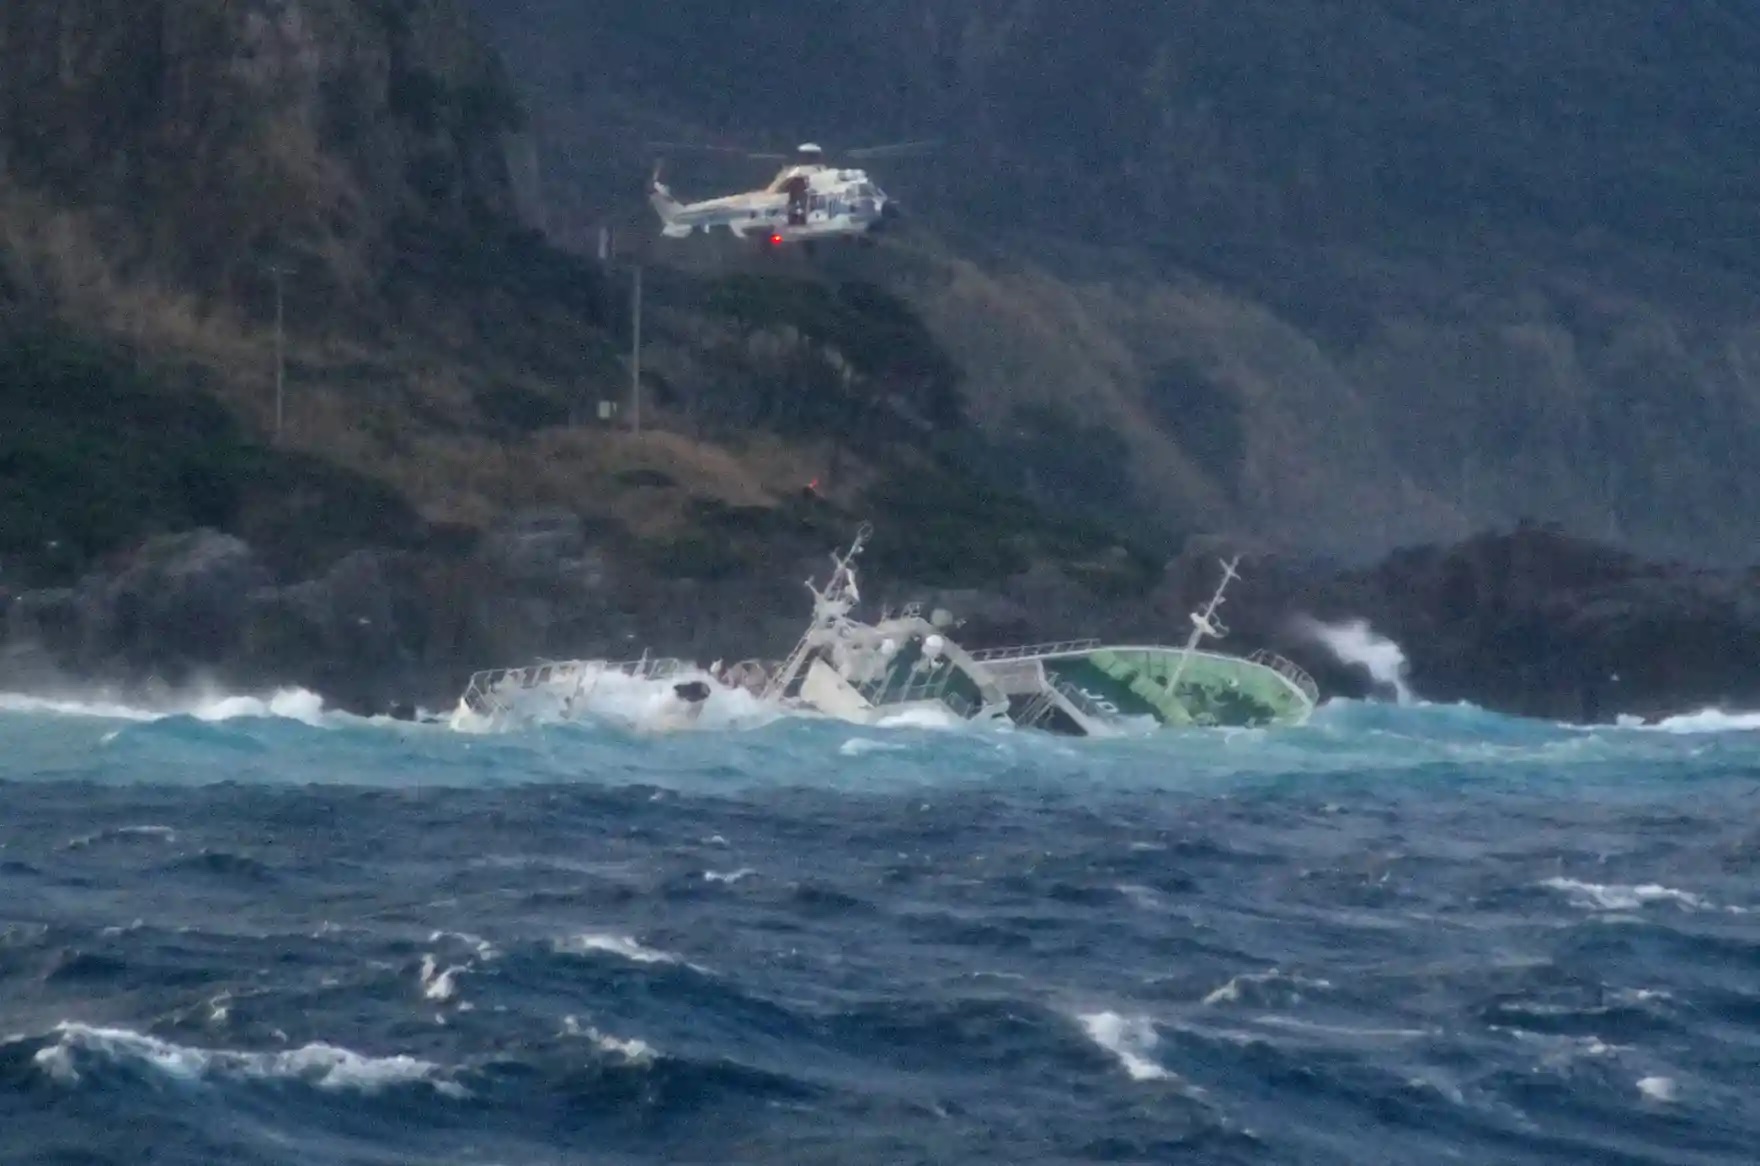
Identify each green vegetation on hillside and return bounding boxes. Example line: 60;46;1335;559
471;0;1760;564
861;464;1161;593
690;275;963;435
0;0;1164;599
0;322;420;587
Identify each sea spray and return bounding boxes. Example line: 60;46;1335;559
1296;617;1415;704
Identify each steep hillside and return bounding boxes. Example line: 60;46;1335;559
1;0;1148;604
472;0;1760;564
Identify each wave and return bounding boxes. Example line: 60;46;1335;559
0;684;330;726
1538;877;1747;914
6;678;1760;797
1296;616;1416;704
1075;1011;1174;1082
1619;707;1760;734
22;1022;465;1097
449;666;782;735
553;932;700;969
561;1015;657;1064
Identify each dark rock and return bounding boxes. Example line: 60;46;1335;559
478;509;605;587
76;530;267;679
1218;527;1760;723
6;587;81;659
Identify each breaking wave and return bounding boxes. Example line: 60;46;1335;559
1296;616;1416;703
23;1022;464;1097
0;685;330;726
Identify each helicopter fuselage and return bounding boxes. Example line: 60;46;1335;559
650;163;893;245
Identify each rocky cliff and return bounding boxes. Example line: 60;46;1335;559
1;0;529;297
2;0;1756;722
1;0;1129;593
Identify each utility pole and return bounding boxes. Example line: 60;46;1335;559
266;261;293;443
629;263;643;434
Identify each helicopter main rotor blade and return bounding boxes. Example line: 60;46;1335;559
846;139;942;160
645;140;758;156
645;141;800;161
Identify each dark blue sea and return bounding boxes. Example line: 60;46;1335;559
4;686;1759;1165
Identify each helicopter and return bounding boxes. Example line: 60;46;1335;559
646;140;934;249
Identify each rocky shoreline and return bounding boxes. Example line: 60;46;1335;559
3;520;1756;726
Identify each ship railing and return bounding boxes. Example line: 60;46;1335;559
893;670;952;705
761;636;814;702
968;638;1102;664
889;665;976;718
461;661;593;716
1248;649;1320;705
1052;678;1119;722
1015;687;1061;729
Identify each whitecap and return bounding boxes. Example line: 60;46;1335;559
1624;708;1760;734
0;693;158;722
427;930;500;960
555;933;704;971
1115;884;1163;910
561;1017;656;1065
1637;1075;1678;1102
61;825;177;850
0;685;329;727
1539;877;1741;913
703;868;755;884
1202;970;1332;1007
839;737;903;756
191;688;327;726
1077;1011;1172;1082
418;954;467;1003
33;1022;463;1096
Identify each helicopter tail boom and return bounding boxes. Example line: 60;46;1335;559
649;167;692;236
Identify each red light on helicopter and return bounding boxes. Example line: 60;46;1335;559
769;233;783;246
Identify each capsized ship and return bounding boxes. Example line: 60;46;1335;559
450;526;1317;735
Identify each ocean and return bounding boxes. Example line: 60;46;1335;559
3;684;1758;1165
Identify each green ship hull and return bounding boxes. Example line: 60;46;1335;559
1036;646;1315;729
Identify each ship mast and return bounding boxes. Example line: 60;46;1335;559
763;523;873;701
1166;555;1240;697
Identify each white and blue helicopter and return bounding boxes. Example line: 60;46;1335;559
647;140;933;249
